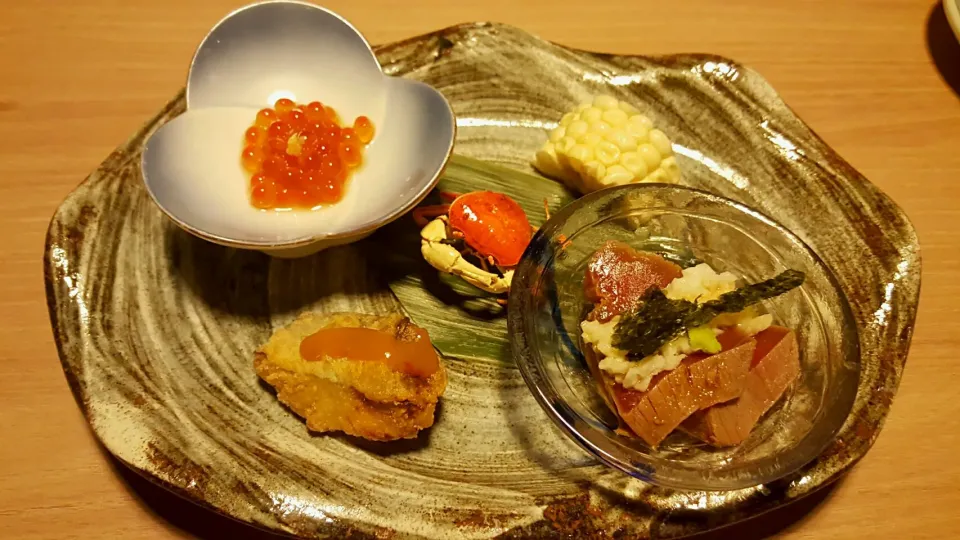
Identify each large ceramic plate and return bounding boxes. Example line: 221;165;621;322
45;23;919;539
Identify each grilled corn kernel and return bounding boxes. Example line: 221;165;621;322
581;132;603;147
593;95;620;109
535;144;565;178
606;131;638;152
604;164;633;185
581;107;603;123
533;95;681;193
566;120;589;139
589;120;611;134
595;141;621;166
649;129;673;156
630;114;654;131
601;108;628;127
584;161;606;182
536;143;582;188
557;136;577;154
637;144;661;169
625;122;649;140
567;144;593;172
619;151;649;178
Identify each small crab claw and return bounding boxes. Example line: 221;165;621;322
412;204;450;228
438;191;461;203
419;217;513;294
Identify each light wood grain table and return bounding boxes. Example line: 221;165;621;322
2;1;959;538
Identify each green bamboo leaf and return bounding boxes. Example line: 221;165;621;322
368;155;576;362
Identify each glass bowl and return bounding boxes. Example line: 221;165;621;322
508;184;860;491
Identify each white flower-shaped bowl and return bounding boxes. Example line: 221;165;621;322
141;0;456;258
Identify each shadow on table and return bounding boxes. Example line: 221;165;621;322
927;1;960;98
108;452;841;540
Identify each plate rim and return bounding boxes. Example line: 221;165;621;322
44;20;922;539
944;0;960;41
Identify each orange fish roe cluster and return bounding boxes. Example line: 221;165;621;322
240;98;375;210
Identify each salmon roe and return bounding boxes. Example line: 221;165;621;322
241;98;375;210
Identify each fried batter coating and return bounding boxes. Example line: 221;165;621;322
255;312;446;441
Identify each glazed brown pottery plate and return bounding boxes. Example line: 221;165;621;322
45;23;919;539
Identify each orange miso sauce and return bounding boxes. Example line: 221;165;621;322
240;98;376;210
299;327;439;378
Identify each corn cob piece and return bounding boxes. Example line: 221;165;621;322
534;95;681;194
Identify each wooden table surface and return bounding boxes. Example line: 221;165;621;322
2;0;959;538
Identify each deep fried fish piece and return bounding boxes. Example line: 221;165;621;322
255;312;446;441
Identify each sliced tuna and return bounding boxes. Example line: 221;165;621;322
682;326;800;447
605;339;755;447
584;240;682;323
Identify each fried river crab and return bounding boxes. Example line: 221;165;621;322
414;191;535;296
